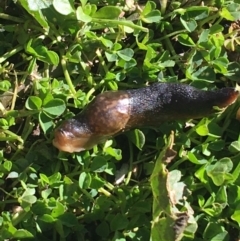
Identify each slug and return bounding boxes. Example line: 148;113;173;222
53;83;239;153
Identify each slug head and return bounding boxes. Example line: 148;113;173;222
52;118;103;153
52;91;130;153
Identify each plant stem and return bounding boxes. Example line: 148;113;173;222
92;18;148;32
0;45;24;64
61;56;77;96
159;0;168;14
0;13;24;23
96;48;108;74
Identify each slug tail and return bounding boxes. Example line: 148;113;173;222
214;87;239;108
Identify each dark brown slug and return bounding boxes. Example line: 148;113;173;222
53;83;239;153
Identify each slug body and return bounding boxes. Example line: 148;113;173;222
53;83;239;153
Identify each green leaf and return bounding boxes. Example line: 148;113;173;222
76;6;92;22
42;99;66;117
58;212;78;227
212;57;229;73
26;39;59;65
6;171;18;179
49;172;62;184
41;188;52;199
231;204;240;223
0;80;11;91
25;96;42;110
208;122;222;138
203;223;228;240
52;202;65;218
180;17;197;32
124;58;137;69
226;3;240;21
206;158;233;186
158;60;175;68
198;29;209;43
104;72;116;80
142;1;156;15
53;0;74;15
3;161;12;172
100;37;113;48
21;195;37;204
90;176;105;189
79;172;91;189
18;0;49;29
178;33;195;46
220;7;235;21
25;0;52;11
91;156;108;172
209;24;224;34
228;141;240;153
13;229;34;238
40;173;49;184
39;214;56;223
93;6;121;19
142;10;162;23
150;134;181;241
185;6;209;20
103;147;122;161
117;48;134;61
96;221;110;238
110;214;129;231
187;152;208;165
38;112;53;133
196;123;209;136
168;170;186;204
126;129;145;150
191;66;216;81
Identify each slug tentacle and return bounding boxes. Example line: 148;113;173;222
53;83;239;153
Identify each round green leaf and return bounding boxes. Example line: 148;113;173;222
124;58;137;69
0;80;11;91
42;99;66;117
229;141;240;153
21;195;37;204
6;171;18;179
185;6;209;20
209;24;224;34
206;158;233;186
231;204;240;223
58;212;78;227
25;96;42;110
39;214;56;223
91;156;108;172
53;0;74;15
180;17;197;32
142;1;156;15
39;112;54;134
126;129;145;150
90;176;105;189
93;6;121;19
27;0;52;11
117;48;134;61
52;202;65;218
76;6;92;22
13;229;34;238
196;123;209;136
96;221;110;238
142;10;162;23
110;214;129;231
79;172;91;189
178;33;195;47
